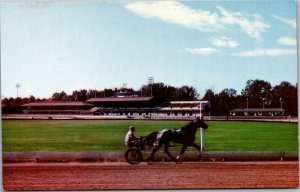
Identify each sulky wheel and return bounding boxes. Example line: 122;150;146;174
124;148;143;165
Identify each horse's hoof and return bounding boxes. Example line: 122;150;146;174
175;157;182;164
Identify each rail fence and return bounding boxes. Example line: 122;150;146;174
2;114;297;122
3;151;298;163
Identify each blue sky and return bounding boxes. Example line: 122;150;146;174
1;1;297;99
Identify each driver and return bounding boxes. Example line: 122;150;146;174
124;126;138;147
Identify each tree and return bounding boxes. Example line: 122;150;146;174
28;95;36;102
272;81;297;115
2;98;11;113
242;79;272;108
203;89;216;115
217;89;232;115
1;80;297;116
224;88;237;97
51;91;69;101
10;97;23;113
71;89;88;101
140;83;199;104
151;83;173;104
175;86;199;101
141;83;172;103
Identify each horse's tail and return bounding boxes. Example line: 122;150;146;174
144;131;159;147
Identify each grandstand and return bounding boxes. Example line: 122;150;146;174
85;98;208;118
158;101;209;118
21;98;209;119
22;101;93;114
85;96;154;117
230;108;285;116
86;97;153;108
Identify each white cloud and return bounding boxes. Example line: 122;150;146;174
125;2;269;40
185;47;219;55
277;37;297;46
125;1;221;32
273;15;296;28
209;36;238;48
217;6;269;40
19;2;48;9
232;48;296;57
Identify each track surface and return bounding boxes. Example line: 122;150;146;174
3;161;299;190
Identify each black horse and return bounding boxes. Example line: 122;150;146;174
146;117;208;163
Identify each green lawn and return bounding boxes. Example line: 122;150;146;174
2;120;298;152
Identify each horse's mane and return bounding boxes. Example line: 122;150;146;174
180;120;195;131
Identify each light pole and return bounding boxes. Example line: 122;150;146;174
148;77;154;97
16;83;20;98
199;103;204;152
148;77;154;119
262;98;265;109
246;98;249;109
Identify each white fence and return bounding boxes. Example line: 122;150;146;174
2;114;297;122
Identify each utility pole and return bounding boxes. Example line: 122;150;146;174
16;83;20;98
148;77;154;97
199;103;204;152
148;77;154;119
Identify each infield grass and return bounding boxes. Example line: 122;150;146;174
2;120;298;152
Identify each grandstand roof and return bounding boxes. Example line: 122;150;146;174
86;97;152;103
22;101;93;107
159;100;209;111
169;101;208;104
231;108;285;112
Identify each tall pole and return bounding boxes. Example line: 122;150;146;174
199;103;204;152
148;77;154;119
16;83;20;98
246;98;249;109
148;77;154;97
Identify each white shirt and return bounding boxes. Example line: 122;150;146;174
124;131;135;146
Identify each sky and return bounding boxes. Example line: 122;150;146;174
1;1;298;99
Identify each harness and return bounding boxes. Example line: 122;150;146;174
157;129;182;140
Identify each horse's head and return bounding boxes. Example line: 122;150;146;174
193;116;208;129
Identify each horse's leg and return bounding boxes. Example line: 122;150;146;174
146;142;163;161
190;143;202;159
176;145;188;162
190;143;200;150
163;142;177;163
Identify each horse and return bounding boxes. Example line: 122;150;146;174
146;117;208;163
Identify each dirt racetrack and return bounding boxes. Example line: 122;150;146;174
3;161;299;190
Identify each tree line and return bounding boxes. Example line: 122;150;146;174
1;79;297;115
203;80;297;116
